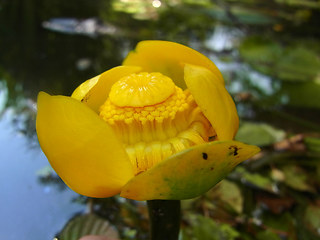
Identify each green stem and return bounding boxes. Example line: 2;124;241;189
147;200;181;240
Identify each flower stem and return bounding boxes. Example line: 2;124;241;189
147;200;181;240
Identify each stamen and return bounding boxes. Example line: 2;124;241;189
99;72;212;175
109;72;175;107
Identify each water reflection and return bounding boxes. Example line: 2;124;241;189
42;18;118;37
1;0;320;239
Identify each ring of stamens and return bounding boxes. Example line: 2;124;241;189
99;72;213;175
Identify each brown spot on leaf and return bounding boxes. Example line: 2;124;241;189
229;145;241;156
202;152;208;160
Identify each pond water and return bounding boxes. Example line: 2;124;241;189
1;1;320;240
0;110;82;239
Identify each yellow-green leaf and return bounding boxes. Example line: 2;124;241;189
120;141;260;200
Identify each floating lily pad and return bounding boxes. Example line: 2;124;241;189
235;122;286;146
275;0;320;9
304;205;320;237
239;36;320;82
304;137;320;152
59;214;119;240
278;81;320;109
182;214;239;240
235;167;276;193
262;212;295;234
282;165;315;193
256;230;282;240
210;180;243;214
205;5;275;25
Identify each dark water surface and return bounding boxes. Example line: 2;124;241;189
1;1;320;240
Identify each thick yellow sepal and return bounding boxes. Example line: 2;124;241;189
123;40;224;89
71;75;100;101
120;141;260;200
72;66;141;112
184;64;239;140
36;92;134;198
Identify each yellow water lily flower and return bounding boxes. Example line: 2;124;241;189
36;41;260;200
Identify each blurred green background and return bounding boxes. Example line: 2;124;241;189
1;0;320;239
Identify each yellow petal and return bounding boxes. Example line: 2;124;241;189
74;66;141;112
36;92;134;198
123;40;223;89
184;64;239;140
71;75;100;100
120;141;260;200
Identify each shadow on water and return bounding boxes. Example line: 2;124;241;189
1;0;320;240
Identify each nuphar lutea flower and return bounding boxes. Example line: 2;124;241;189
36;41;260;200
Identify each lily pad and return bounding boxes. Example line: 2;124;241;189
304;205;320;236
182;214;239;240
282;165;315;192
59;214;119;240
304;137;320;152
205;5;275;25
235;122;285;146
278;81;320;109
235;167;276;193
210;180;243;214
239;36;320;82
256;230;282;240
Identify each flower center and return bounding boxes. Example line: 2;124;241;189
100;72;213;175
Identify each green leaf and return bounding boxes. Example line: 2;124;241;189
304;137;320;152
182;214;240;240
256;230;282;240
279;82;320;109
59;214;119;240
235;167;276;193
262;212;295;233
282;165;315;192
235;122;285;146
304;205;320;236
205;6;275;25
277;47;320;82
211;180;243;214
239;36;320;82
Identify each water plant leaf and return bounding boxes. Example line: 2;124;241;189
204;5;275;25
278;81;320;109
209;180;243;214
304;137;320;152
59;214;119;240
235;122;285;146
304;205;320;237
182;214;239;240
235;167;275;193
256;230;282;240
239;36;320;82
282;165;315;192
